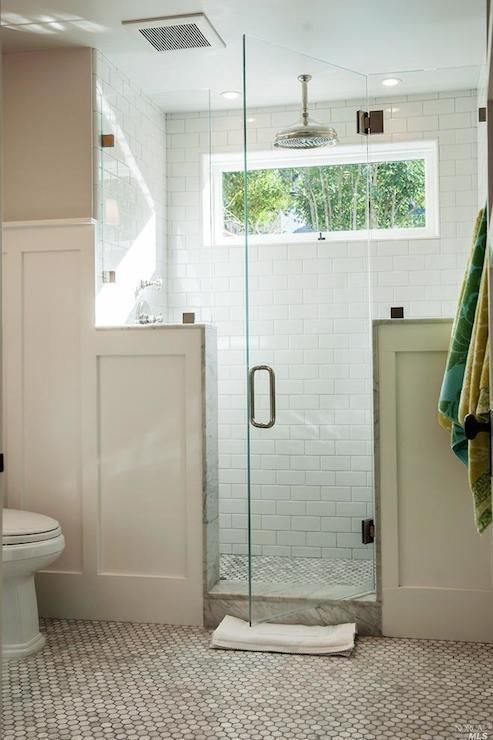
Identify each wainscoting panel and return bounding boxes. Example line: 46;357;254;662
98;354;187;578
3;221;206;626
3;221;94;575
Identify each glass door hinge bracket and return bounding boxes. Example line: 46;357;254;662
356;110;384;135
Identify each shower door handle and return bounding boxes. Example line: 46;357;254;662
249;365;276;429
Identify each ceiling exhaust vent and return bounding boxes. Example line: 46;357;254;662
122;12;225;52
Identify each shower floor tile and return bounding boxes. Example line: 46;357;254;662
3;618;493;740
220;553;373;590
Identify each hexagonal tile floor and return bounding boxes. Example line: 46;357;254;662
3;619;493;739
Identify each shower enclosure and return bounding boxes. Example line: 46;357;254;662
94;35;480;629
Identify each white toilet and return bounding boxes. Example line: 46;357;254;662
2;509;65;658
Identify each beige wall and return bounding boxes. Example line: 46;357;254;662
2;48;93;221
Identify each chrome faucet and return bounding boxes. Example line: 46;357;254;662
136;301;163;325
139;277;163;290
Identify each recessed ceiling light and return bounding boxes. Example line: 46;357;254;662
247;117;256;123
220;90;241;100
381;78;402;87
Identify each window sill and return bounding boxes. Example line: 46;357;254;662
212;227;440;247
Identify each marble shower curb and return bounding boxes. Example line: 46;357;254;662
204;592;382;636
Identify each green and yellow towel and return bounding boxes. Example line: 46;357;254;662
459;243;491;533
438;207;491;532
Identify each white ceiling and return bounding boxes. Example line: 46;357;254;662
0;0;487;111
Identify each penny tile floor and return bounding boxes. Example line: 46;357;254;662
3;618;493;740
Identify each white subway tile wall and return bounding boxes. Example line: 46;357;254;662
93;51;167;325
166;90;479;561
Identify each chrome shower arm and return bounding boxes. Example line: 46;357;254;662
298;74;311;126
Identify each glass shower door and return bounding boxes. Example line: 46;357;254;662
242;36;375;623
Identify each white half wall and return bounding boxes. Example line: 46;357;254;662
376;319;493;642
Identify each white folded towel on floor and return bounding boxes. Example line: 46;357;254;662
210;616;357;655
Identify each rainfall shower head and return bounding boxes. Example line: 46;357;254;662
273;74;338;149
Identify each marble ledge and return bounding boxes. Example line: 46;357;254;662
95;322;213;331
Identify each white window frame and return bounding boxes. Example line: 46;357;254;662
203;140;439;246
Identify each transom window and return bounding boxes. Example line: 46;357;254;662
205;141;439;244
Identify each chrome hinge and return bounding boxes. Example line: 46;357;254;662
102;270;116;284
0;453;5;473
361;518;375;544
356;110;384;135
479;107;487;123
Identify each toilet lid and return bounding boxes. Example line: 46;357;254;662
3;509;62;545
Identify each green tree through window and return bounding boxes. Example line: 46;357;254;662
222;159;426;236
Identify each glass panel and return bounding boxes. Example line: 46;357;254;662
243;36;375;624
93;50;212;328
366;65;482;324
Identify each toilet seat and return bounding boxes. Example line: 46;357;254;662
3;509;61;545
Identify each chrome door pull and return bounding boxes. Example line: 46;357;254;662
249;365;276;429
